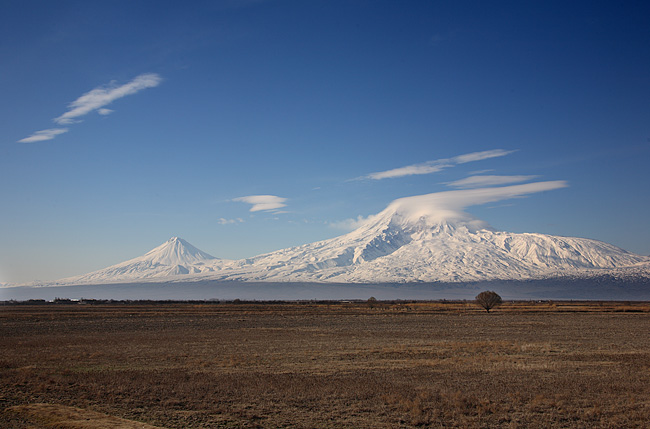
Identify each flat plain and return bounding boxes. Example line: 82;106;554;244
1;300;650;427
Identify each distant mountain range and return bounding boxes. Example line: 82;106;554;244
56;191;650;286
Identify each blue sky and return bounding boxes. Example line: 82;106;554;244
1;0;649;284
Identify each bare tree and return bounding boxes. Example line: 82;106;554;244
475;291;502;313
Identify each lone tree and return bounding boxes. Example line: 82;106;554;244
367;296;378;308
475;291;502;313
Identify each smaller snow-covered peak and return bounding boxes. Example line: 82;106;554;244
143;237;217;266
57;237;225;284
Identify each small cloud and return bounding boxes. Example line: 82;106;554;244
218;217;244;225
361;149;515;180
98;108;114;116
233;195;287;212
18;128;68;143
451;149;515;164
366;163;450;180
54;73;162;124
446;175;539;189
329;214;376;231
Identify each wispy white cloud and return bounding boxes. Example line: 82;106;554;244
362;149;515;180
389;181;569;224
18;73;162;143
218;217;244;225
366;163;451;180
233;195;288;212
330;180;568;231
451;149;515;164
54;73;162;124
18;128;69;143
446;175;539;189
468;169;494;175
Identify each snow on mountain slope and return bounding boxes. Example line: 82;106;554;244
212;191;648;283
55;187;650;285
59;237;229;284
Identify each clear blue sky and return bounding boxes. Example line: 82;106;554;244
2;0;649;284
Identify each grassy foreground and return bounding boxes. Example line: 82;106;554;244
2;301;650;427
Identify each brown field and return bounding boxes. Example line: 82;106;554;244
1;300;650;427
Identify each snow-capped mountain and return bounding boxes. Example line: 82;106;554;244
60;237;228;284
55;192;649;285
216;192;649;283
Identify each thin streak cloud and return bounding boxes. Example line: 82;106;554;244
18;128;69;143
363;149;515;180
446;175;539;189
451;149;515;164
366;163;450;180
392;181;570;213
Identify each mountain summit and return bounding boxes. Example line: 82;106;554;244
61;237;225;283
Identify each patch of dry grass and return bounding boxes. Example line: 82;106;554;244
5;403;163;428
1;302;650;427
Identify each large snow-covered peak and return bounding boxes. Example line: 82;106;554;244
373;182;569;232
217;187;648;283
357;192;492;236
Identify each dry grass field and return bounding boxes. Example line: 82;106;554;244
1;300;650;427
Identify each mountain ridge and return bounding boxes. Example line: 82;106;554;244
51;191;650;285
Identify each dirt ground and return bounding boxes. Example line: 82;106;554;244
2;301;650;427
